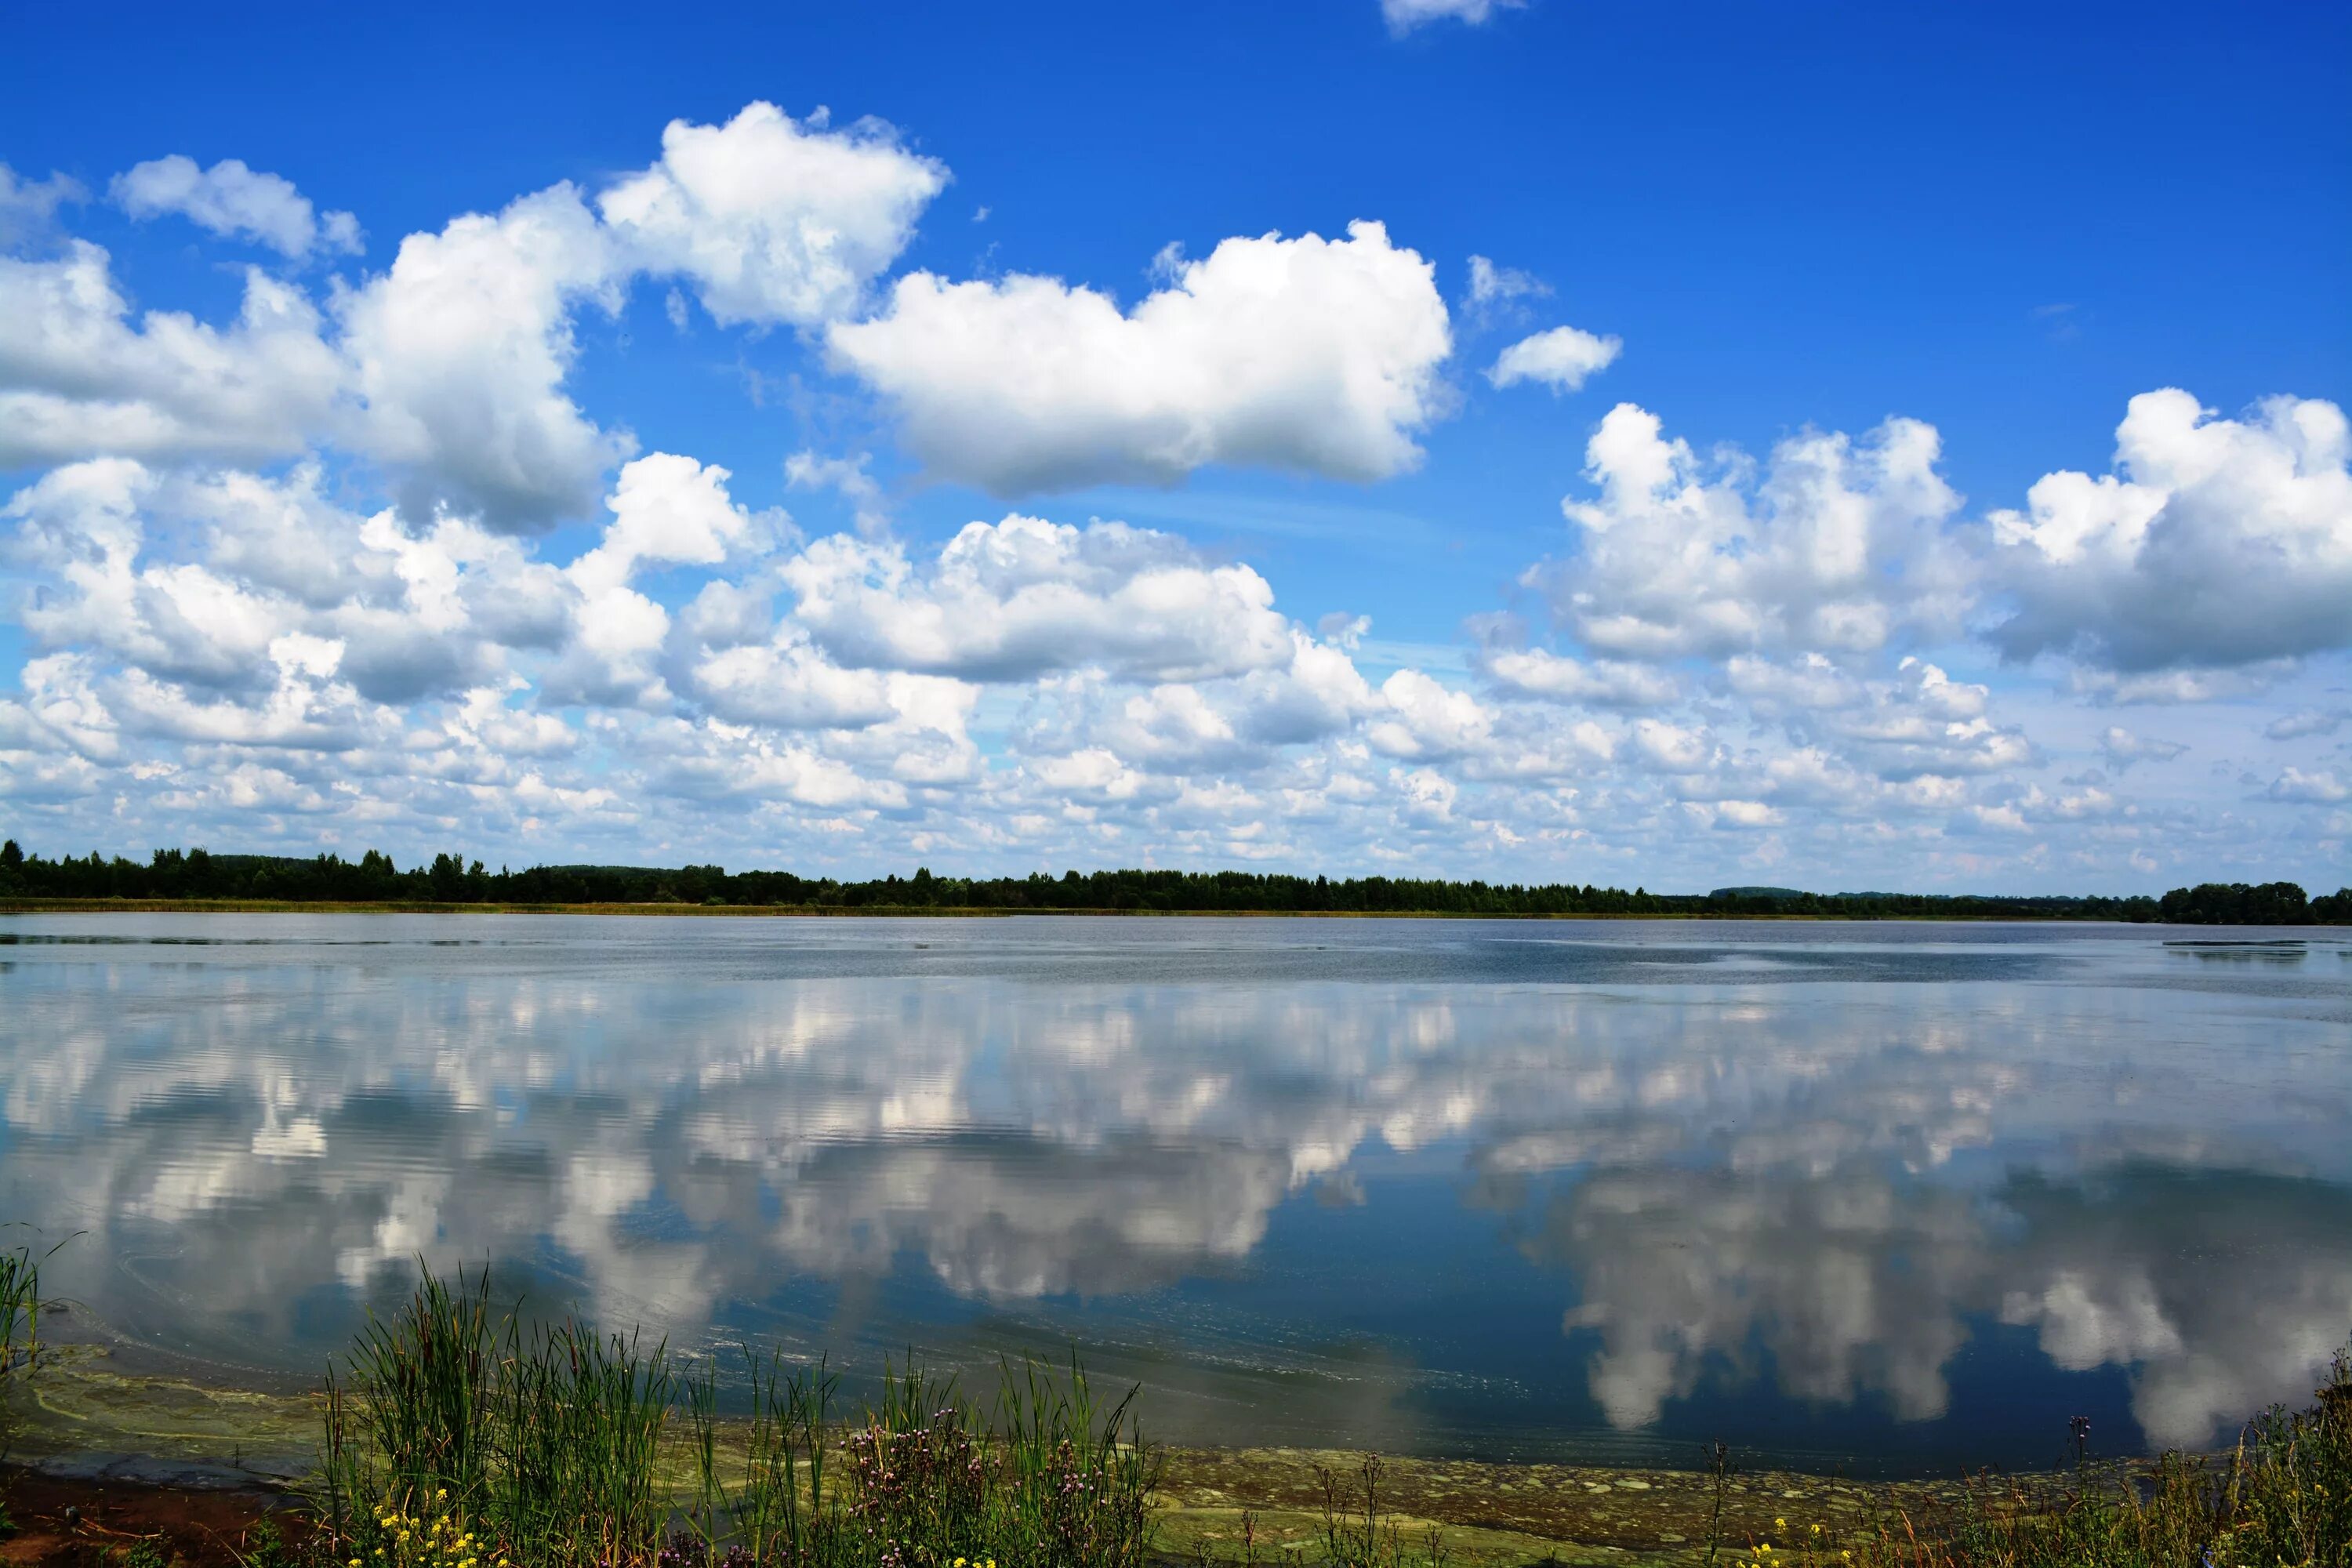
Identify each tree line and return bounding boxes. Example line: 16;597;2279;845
2;839;2345;922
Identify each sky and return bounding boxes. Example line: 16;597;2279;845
2;0;2347;892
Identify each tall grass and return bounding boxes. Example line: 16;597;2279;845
1730;1345;2352;1568
314;1264;1160;1568
0;1231;56;1377
1;1232;67;1538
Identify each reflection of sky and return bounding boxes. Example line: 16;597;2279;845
2;915;2347;1471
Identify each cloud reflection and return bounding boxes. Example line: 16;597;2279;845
1;918;2347;1457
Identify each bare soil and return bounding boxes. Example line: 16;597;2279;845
0;1468;306;1568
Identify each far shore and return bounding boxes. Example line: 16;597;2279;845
0;898;2202;921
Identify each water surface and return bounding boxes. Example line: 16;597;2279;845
3;914;2347;1474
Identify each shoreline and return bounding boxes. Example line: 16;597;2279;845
0;898;2190;922
0;1351;2138;1568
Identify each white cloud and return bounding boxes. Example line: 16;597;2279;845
782;514;1294;682
2066;662;2292;706
2096;726;2187;771
111;155;361;260
326;101;943;532
546;454;779;710
2268;767;2348;804
785;450;888;535
1462;254;1548;321
568;452;770;594
1483;648;1680;708
0;163;85;245
1821;661;2032;781
686;633;898;731
1726;652;1864;713
336;185;626;531
1990;390;2352;670
2263;709;2345;742
1382;0;1526;33
1488;324;1621;393
1538;402;1967;662
1369;669;1494;760
0;242;341;469
1632;717;1715;773
1365;670;1613;786
826;220;1451;493
5;103;2347;891
598;101;946;328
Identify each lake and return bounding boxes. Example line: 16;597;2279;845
2;913;2347;1475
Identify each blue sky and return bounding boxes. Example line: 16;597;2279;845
2;0;2347;890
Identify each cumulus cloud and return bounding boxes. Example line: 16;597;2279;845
598;101;946;328
3;89;2343;889
569;452;772;593
1482;647;1680;708
2263;709;2345;741
543;454;785;710
63;103;949;534
2268;767;2348;804
1367;669;1612;782
111;155;361;259
826;220;1451;493
1989;390;2352;671
2096;726;2187;771
1488;324;1621;392
0;242;342;469
1813;660;2032;781
782;514;1295;682
336;185;626;531
1536;402;1968;662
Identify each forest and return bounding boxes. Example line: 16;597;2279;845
3;838;2345;921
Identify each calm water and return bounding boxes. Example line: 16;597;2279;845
2;913;2348;1474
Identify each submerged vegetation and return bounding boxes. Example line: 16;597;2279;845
5;838;2348;921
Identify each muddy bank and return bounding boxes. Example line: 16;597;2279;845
0;1468;306;1568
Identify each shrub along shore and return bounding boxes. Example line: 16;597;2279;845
2;840;2346;923
3;1248;2350;1568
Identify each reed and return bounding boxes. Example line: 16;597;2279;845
313;1263;1161;1568
1312;1454;1447;1568
1732;1344;2352;1568
0;1232;53;1377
